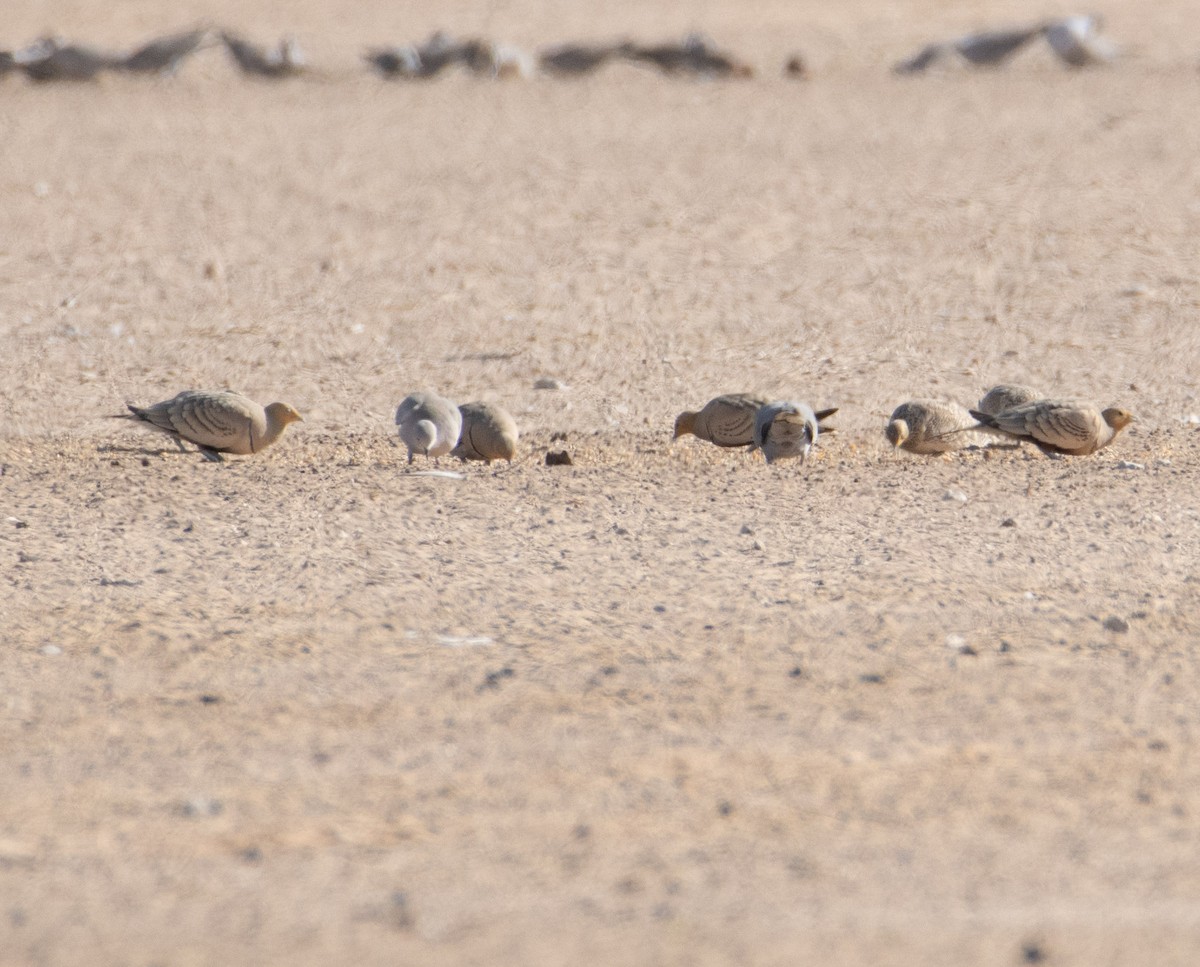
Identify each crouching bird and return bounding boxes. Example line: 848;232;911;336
395;391;462;464
752;400;820;464
969;399;1132;456
114;389;302;461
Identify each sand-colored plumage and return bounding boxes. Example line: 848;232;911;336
977;384;1043;417
674;393;837;448
674;393;770;447
396;391;462;464
453;401;520;464
885;400;978;454
115;390;302;461
969;400;1133;456
753;400;819;464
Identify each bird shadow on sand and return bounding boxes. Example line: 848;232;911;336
95;443;209;460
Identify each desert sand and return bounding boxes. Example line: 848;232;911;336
3;1;1200;964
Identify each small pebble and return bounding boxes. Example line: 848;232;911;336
1001;518;1016;528
1116;460;1144;471
1103;616;1129;633
943;489;968;504
534;376;566;390
545;450;573;466
40;645;62;657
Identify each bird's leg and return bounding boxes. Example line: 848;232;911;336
199;446;225;463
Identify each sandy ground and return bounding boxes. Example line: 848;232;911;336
4;1;1200;964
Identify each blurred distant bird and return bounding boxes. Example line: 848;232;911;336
969;400;1133;455
221;31;306;78
1042;15;1117;67
894;43;950;74
753;401;820;464
367;32;528;80
0;50;17;75
396;391;463;464
364;45;422;78
114;390;302;461
414;31;474;77
976;383;1043;417
17;37;120;81
367;31;486;79
121;27;210;74
539;41;621;76
955;26;1042;66
896;24;1041;73
885;400;978;454
466;41;533;79
619;34;753;78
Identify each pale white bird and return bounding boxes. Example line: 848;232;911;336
396;391;462;464
753;401;819;464
114;390;302;461
969;399;1133;455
